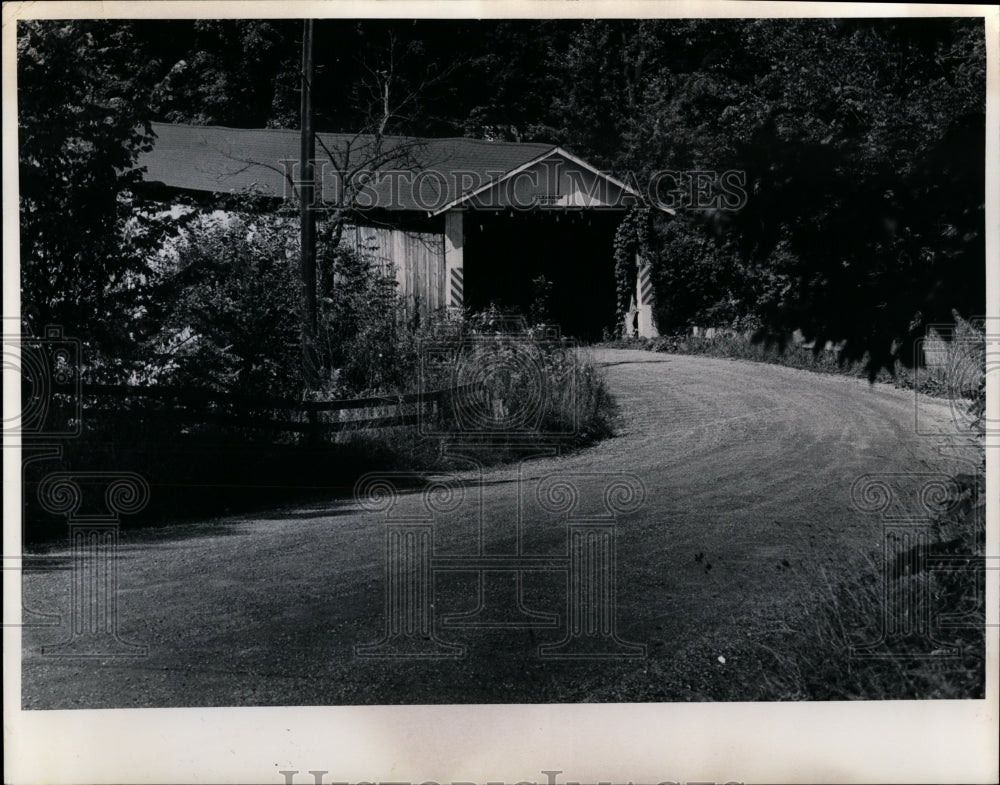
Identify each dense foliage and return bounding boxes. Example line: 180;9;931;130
148;206;406;399
17;17;987;381
611;207;653;328
17;21;160;349
602;19;985;373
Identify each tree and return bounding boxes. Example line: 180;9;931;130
149;202;405;398
142;19;300;128
17;20;159;351
20;17;984;379
619;18;986;372
151;209;301;396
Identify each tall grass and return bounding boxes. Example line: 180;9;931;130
753;541;986;700
608;318;983;398
417;311;616;457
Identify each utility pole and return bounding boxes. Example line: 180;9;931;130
300;18;318;392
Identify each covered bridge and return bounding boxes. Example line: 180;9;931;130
138;122;662;340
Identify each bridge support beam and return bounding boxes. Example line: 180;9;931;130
635;253;658;338
445;209;464;311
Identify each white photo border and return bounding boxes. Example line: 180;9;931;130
3;2;998;783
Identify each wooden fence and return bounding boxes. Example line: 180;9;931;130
73;383;478;440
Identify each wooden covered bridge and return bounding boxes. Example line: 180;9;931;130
138;122;662;340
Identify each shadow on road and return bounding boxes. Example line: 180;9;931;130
596;359;674;368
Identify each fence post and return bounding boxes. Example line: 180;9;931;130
307;405;319;446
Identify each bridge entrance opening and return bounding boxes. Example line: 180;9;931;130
463;210;621;342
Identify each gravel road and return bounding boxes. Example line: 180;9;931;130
20;349;980;707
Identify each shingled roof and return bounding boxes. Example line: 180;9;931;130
139;122;562;213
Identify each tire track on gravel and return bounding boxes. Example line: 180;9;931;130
20;349;980;706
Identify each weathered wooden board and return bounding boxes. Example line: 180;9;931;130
346;223;446;318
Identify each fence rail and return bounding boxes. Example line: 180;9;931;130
76;384;447;412
67;383;480;438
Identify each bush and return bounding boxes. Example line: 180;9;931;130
147;209;302;396
316;242;411;396
647;216;753;333
141;207;410;400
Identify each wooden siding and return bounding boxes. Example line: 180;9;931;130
346;223;446;318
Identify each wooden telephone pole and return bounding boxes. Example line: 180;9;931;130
300;18;318;391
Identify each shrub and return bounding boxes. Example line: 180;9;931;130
316;244;410;396
416;307;616;455
148;209;302;396
647;216;753;333
142;206;410;400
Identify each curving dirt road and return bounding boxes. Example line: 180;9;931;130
20;349;981;707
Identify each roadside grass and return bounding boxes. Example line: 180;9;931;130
419;325;617;462
604;326;976;398
751;539;986;700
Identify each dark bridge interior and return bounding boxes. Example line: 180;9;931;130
463;210;622;342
